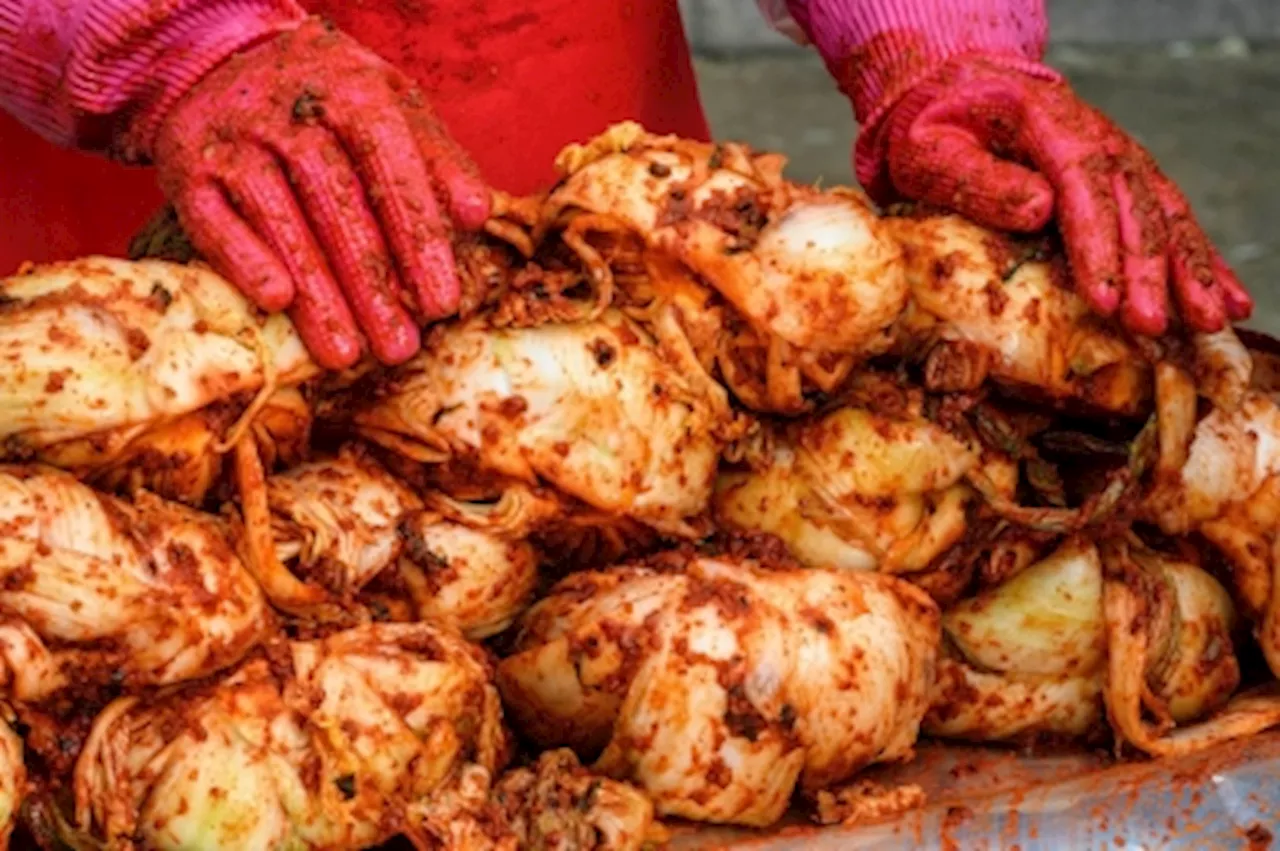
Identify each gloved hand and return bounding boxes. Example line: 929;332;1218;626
784;0;1252;335
152;18;489;368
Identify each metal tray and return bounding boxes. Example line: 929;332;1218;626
669;735;1280;849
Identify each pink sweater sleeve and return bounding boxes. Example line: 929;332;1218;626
0;0;305;160
782;0;1050;64
782;0;1052;123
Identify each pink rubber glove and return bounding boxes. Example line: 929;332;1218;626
785;0;1253;335
1;5;489;369
153;19;490;368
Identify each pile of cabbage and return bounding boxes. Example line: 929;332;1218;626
1;122;1279;849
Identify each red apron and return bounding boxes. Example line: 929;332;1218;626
0;0;708;273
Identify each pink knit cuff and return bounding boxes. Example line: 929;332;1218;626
784;0;1054;123
0;0;305;161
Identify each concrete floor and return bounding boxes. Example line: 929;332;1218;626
693;47;1280;333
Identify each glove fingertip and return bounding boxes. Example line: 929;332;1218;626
449;185;492;232
248;276;295;313
1172;267;1227;333
1225;290;1254;322
1213;254;1255;320
1120;299;1169;337
427;154;491;231
1005;179;1055;232
1170;253;1231;334
1079;277;1122;317
303;324;363;370
1185;297;1228;334
368;319;422;366
288;288;363;370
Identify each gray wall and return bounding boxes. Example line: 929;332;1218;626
681;0;1280;54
